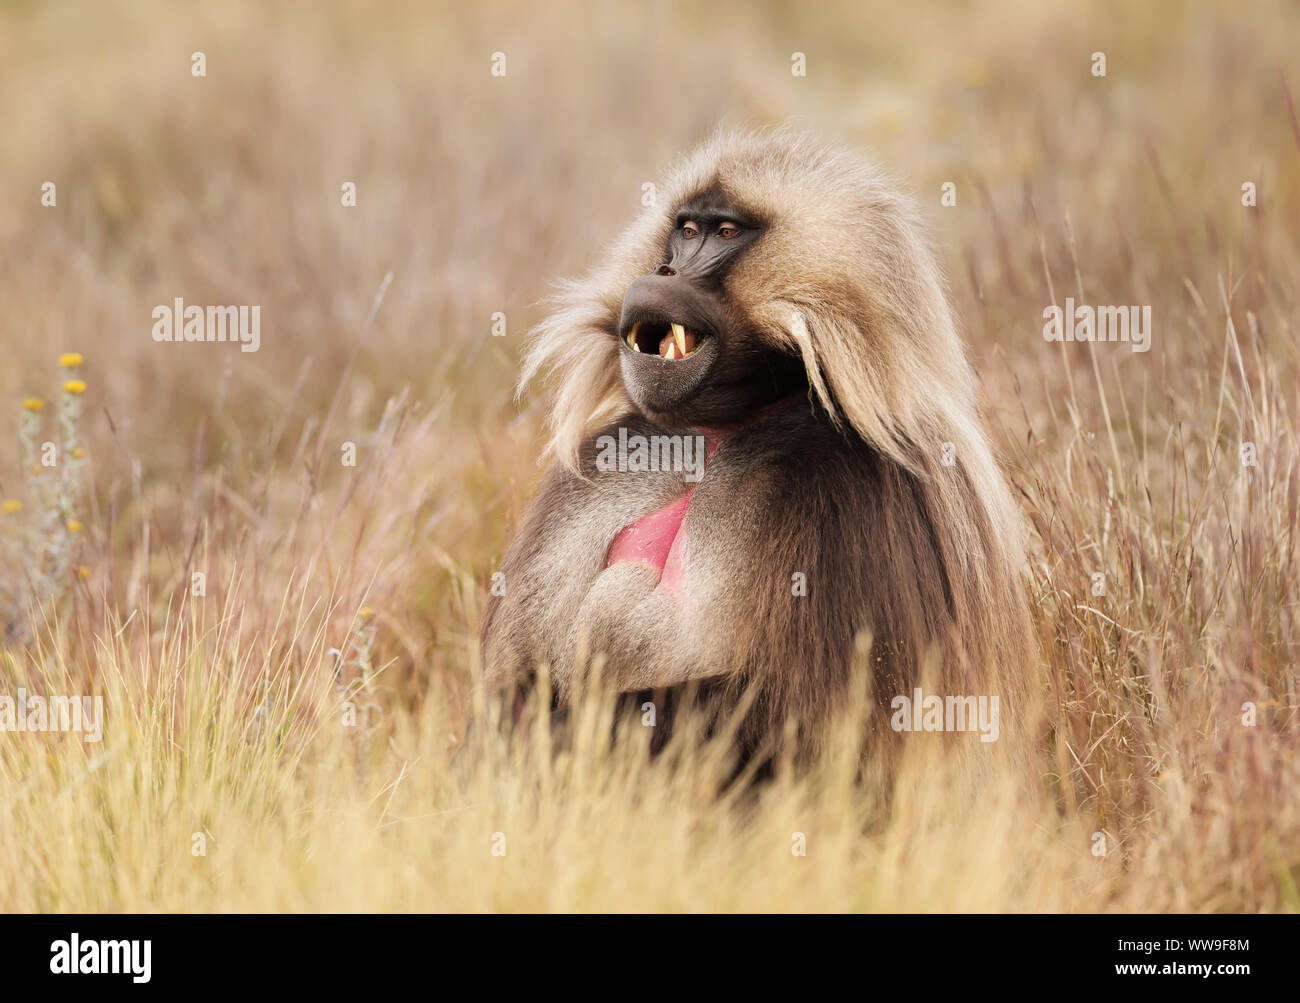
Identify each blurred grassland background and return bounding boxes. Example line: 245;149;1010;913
0;0;1298;911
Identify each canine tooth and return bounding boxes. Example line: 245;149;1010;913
627;324;639;350
672;322;688;356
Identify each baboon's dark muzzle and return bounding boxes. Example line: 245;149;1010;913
617;268;721;357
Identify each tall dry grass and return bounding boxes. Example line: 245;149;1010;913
0;0;1297;910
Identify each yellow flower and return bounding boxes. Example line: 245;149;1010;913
66;519;83;533
78;565;91;579
1;499;21;514
22;397;45;411
59;352;84;368
63;379;86;395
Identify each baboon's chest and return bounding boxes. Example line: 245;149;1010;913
603;396;800;593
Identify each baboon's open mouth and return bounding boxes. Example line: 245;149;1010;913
625;321;707;361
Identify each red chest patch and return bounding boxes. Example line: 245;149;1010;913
600;394;800;592
606;492;693;595
603;397;801;597
604;431;725;597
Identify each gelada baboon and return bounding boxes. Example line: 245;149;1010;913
480;127;1033;765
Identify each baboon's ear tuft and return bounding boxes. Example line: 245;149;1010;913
520;279;627;471
520;186;678;469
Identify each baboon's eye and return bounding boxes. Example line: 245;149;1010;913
717;222;739;238
681;221;699;238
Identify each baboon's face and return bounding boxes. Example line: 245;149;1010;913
617;186;803;427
